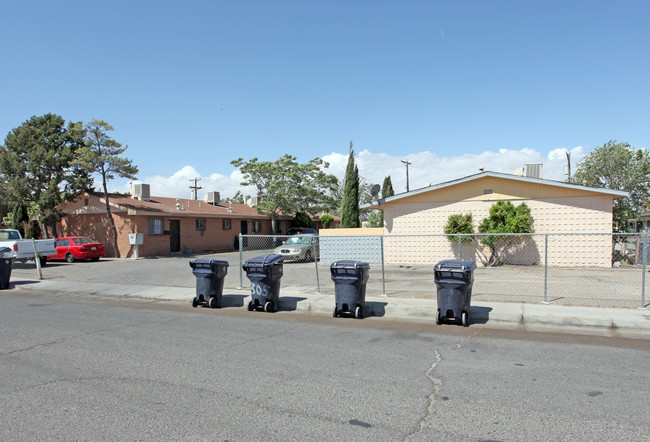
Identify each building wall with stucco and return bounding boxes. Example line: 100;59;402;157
379;176;616;267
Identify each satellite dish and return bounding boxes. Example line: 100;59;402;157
370;184;380;198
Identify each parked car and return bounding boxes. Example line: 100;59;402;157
0;229;57;266
274;234;319;262
50;237;106;263
286;227;318;236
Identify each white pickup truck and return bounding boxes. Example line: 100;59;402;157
0;229;57;266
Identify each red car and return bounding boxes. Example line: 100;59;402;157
50;236;106;263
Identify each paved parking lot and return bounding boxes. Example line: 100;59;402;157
9;251;650;308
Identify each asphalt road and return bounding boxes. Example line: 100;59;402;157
1;289;648;441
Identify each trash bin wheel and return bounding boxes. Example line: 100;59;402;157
462;311;469;327
247;301;254;311
209;296;219;309
435;310;441;325
192;298;198;308
264;301;274;313
333;307;338;318
355;306;363;319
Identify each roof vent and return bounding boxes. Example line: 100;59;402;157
204;191;220;205
247;196;260;207
524;163;543;179
131;183;150;201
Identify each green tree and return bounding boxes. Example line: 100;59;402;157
223;190;246;205
293;210;314;228
10;203;28;237
366;210;383;227
27;219;42;240
0;181;11;227
477;200;532;266
571;140;650;232
74;120;138;257
444;213;474;243
320;213;334;229
378;175;395;226
340;143;360;228
231;154;338;234
0;114;92;237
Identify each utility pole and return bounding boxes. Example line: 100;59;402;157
566;151;571;181
401;160;411;192
189;177;202;200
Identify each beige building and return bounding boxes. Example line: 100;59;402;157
366;170;628;267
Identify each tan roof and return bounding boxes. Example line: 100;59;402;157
363;170;629;209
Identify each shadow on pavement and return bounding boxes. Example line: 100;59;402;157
470;305;493;324
279;296;308;311
220;294;247;308
367;301;388;317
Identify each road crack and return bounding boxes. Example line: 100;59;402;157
405;350;442;441
456;329;482;348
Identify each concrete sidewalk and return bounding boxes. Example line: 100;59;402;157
8;277;650;339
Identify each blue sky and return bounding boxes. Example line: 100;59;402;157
1;0;648;198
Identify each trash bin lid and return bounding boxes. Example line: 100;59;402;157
331;260;369;269
434;259;476;272
244;253;284;267
189;258;229;269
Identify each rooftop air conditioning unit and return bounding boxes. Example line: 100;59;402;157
132;183;150;201
247;196;260;207
204;191;220;205
524;163;543;179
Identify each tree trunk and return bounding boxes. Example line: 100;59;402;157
270;212;279;235
102;180;120;258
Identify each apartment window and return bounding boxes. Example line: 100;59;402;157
148;218;163;234
252;220;262;233
223;219;231;230
195;219;205;230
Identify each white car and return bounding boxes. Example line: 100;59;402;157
274;234;319;262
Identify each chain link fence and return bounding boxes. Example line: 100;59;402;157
237;233;650;309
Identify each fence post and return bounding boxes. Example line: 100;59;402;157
543;234;548;303
458;234;462;259
381;235;386;296
313;241;321;294
642;232;647;308
238;234;243;289
32;238;43;280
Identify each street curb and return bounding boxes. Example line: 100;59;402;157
9;279;650;338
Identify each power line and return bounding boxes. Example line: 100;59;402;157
189;177;202;200
401;160;411;192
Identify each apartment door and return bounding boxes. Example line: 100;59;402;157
169;219;181;253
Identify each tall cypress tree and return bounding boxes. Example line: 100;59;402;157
340;143;360;228
379;175;395;226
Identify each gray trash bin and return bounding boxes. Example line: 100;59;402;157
0;247;13;290
243;254;283;312
331;260;369;319
434;259;476;327
189;259;229;308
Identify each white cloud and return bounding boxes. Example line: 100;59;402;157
109;146;589;198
